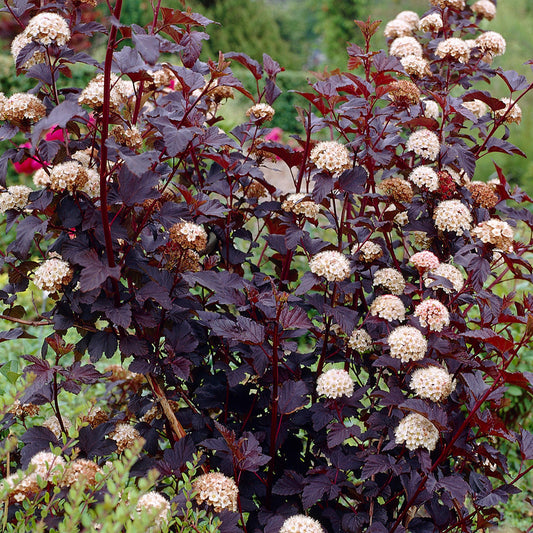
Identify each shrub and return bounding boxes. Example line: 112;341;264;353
0;0;532;531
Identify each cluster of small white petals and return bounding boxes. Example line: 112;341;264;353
49;161;88;193
192;472;238;512
430;0;465;9
11;32;45;69
33;168;50;187
401;55;430;77
410;366;455;402
471;218;514;252
370;295;406;322
72;147;97;167
395;413;439;451
410;251;440;272
246;103;275;121
390;37;423;58
415;299;450;331
62;459;103;487
29;451;66;478
394;211;409;226
397;11;420;29
425;263;464;293
309;250;351;282
78;168;100;197
112;125;143;150
33;257;73;292
10;473;40;502
475;31;506;57
347;329;373;352
26;13;70;46
280;515;325;533
0;185;32;213
310;141;352;173
373;268;406;295
436;38;470;64
110;423;142;453
79;74;130;111
384;19;412;39
434;200;472;235
443;165;468;186
388;326;427;362
423;100;440;120
169;221;208;251
419;13;443;33
355;241;382;262
3;93;46;124
9;400;39;417
495;98;522;125
472;0;496;20
136;491;170;529
282;193;320;218
316;368;354;399
408;166;439;191
406;130;440;160
463;99;488;118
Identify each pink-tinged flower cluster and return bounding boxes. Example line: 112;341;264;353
410;251;440;272
414;299;450;331
410;366;455;402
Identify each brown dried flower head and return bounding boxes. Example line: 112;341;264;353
430;0;465;9
475;31;506;57
419;13;443;33
495;98;522;125
62;459;103;487
169;221;207;252
388;80;421;106
380;177;414;202
282;193;320;218
246;103;275;122
467;181;499;209
110;423;143;453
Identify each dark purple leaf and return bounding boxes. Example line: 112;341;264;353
302;476;330;509
278;380;309;415
20;427;60;468
78;423;117;459
438;475;471;502
279;306;312;329
361;455;391;479
163;126;197;157
104;304;132;329
8;216;47;258
273;470;305;496
113;45;147;73
88;330;118;362
520;429;533;460
225;52;263;80
77;249;121;292
180;31;208;68
157;436;196;475
132;33;160;65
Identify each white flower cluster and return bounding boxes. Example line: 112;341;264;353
472;0;496;20
373;268;405;295
280;515;325;533
370;295;406;322
282;193;320;218
410;251;440;272
357;241;383;262
395;413;439;451
79;74;132;111
29;451;66;478
495;98;522;125
62;459;103;488
25;13;71;46
425;263;464;293
419;13;443;33
2;93;46;124
423;100;440;120
401;55;430;77
434;200;472;235
316;368;354;399
475;31;506;57
192;472;238;512
414;299;450;332
0;185;32;213
110;423;142;453
406;129;440;160
410;366;455;402
309;250;351;282
462;99;488;118
436;38;470;64
408;166;439;191
246;103;275;121
309;141;352;174
390;37;423;58
384;19;413;39
136;491;170;529
388;326;427;362
11;32;45;70
43;415;72;437
33;256;73;292
471;218;514;252
347;329;373;353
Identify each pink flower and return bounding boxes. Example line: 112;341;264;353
264;127;283;142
